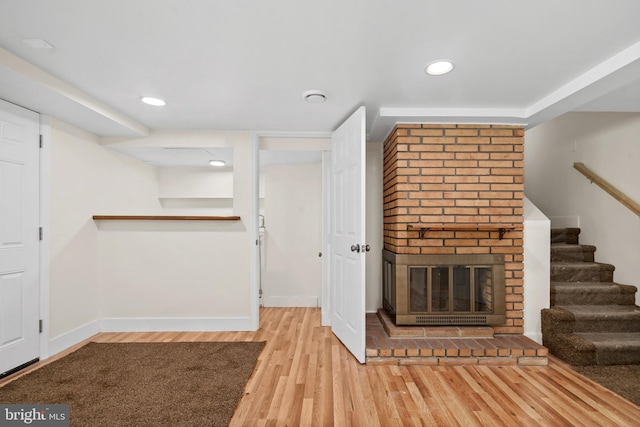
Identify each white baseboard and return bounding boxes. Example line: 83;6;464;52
46;316;253;360
48;319;100;358
100;317;253;332
263;296;318;307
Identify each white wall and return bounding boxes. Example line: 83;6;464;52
49;120;159;339
260;162;323;307
525;112;640;304
158;167;234;215
523;198;550;344
49;123;254;350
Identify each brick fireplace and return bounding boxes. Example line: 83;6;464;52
383;124;524;334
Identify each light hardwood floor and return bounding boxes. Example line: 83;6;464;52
3;307;639;426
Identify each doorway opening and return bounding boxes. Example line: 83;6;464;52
257;139;329;309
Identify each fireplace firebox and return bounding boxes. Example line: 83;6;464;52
383;250;506;326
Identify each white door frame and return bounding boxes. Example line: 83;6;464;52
249;131;332;329
321;151;331;326
39;116;51;359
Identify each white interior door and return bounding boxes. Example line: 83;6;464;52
330;106;366;363
0;99;40;375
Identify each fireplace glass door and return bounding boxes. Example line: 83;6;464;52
382;250;506;325
409;265;493;314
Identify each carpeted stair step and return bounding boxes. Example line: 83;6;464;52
546;332;597;366
550;305;640;333
551;282;637;306
546;332;640;366
550;243;596;262
550;262;615;282
575;332;640;365
551;228;581;245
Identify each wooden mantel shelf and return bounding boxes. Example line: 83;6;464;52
408;224;523;240
92;215;241;221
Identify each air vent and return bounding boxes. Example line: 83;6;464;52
415;315;488;325
302;90;327;103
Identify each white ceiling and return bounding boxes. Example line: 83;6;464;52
1;0;640;148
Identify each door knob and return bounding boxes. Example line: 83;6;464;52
350;244;360;252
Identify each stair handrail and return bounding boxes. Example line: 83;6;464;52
573;162;640;217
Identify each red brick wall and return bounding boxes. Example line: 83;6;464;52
383;124;524;333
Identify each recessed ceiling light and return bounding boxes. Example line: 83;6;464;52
302;90;328;103
209;160;226;167
21;38;55;49
141;96;166;106
425;60;455;76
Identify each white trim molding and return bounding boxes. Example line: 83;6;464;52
48;320;101;358
47;317;253;359
100;317;253;333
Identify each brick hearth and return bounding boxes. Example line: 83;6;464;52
366;311;548;366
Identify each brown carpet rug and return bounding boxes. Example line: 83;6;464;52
573;364;640;406
0;341;264;427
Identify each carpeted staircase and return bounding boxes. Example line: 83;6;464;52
542;228;640;366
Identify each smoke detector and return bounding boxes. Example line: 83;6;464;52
302;90;328;103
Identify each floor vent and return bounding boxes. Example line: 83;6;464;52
415;315;488;325
1;358;39;380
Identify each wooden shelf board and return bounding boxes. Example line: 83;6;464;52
92;215;241;221
408;224;523;239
